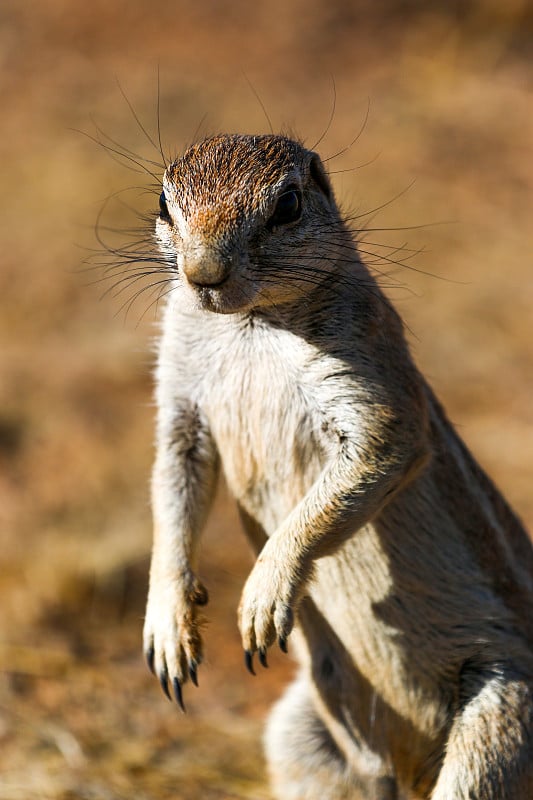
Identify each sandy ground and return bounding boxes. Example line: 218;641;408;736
0;2;532;797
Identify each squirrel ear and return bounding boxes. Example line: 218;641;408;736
309;154;332;201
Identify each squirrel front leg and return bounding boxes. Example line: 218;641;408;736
143;402;219;708
238;422;429;670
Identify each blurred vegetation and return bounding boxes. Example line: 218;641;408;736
0;1;532;797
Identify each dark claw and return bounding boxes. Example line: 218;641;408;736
279;636;288;654
244;650;256;676
146;645;155;674
189;662;199;687
258;648;268;669
173;677;186;712
159;669;171;701
193;585;209;606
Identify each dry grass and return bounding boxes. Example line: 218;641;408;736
1;1;532;797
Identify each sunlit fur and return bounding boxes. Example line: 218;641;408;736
142;133;533;799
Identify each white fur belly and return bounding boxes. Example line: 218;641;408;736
208;373;329;533
197;323;333;534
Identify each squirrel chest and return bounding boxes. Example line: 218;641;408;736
192;314;345;531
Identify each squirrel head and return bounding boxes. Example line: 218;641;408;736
156;134;347;314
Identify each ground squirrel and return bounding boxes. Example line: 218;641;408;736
141;133;533;799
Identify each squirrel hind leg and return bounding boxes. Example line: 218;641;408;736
264;675;398;800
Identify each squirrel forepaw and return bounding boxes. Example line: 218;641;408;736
143;572;208;711
238;555;297;672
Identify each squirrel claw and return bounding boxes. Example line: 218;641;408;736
188;661;199;687
145;644;155;674
244;650;256;675
173;677;186;712
159;669;171;701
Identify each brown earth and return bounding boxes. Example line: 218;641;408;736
0;2;532;798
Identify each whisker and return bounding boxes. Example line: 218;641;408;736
100;270;175;299
243;73;274;135
328;151;381;174
266;250;408;285
92;122;164;170
340;181;418;223
322;98;371;163
116;277;176;321
191;112;210;146
87;266;172;288
76;127;162;183
309;75;336;152
136;283;177;327
116;76;168;167
155;65;169;169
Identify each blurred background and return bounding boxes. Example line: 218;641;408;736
0;1;532;797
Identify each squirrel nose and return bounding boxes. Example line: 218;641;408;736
182;252;232;288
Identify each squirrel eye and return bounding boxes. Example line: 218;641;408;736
159;191;172;223
267;188;302;230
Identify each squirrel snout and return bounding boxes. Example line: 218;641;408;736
182;253;232;288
